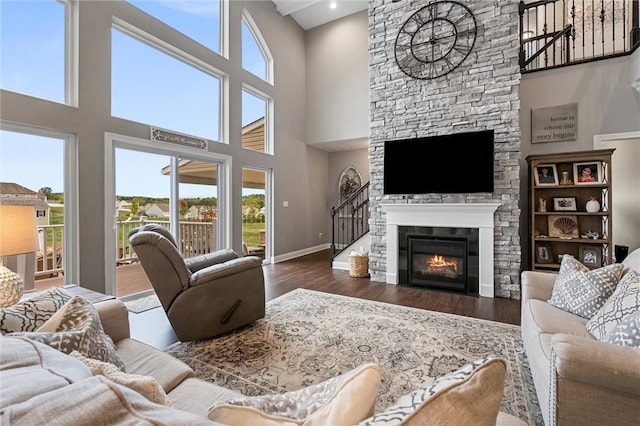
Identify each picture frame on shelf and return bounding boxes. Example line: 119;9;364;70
574;162;602;185
579;245;601;267
534;164;558;186
548;215;579;239
536;243;554;264
552;197;577;211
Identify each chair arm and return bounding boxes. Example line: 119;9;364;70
551;333;640;395
184;248;239;273
521;270;557;302
94;299;130;343
189;256;263;286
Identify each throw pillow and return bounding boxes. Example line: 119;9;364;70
69;350;171;406
208;363;381;426
357;356;507;426
0;287;72;334
548;255;624;319
586;270;640;340
605;310;640;348
9;296;125;370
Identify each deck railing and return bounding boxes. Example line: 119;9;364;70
520;0;640;72
35;220;217;278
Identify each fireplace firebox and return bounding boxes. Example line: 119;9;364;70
408;236;467;291
398;226;480;296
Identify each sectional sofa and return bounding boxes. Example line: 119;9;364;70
1;286;527;425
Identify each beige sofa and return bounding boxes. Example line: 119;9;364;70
2;292;527;425
521;249;640;426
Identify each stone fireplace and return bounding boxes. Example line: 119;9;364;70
368;1;522;299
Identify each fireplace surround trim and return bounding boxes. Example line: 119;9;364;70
381;203;501;298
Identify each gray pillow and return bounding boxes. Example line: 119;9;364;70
0;287;72;334
605;310;640;348
548;255;624;319
9;296;125;370
587;270;640;340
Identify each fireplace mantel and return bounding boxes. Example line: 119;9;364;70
381;203;501;298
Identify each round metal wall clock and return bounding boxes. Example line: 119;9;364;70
394;1;477;80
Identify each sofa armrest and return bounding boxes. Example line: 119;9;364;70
551;333;640;395
185;248;239;273
189;256;263;286
521;270;557;302
94;299;130;343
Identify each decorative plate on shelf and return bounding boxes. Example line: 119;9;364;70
548;215;579;239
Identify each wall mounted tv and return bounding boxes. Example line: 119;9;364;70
383;130;495;194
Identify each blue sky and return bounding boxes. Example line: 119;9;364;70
0;0;265;198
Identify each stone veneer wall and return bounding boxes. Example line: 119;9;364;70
368;0;522;298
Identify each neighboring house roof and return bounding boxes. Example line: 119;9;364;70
0;182;49;209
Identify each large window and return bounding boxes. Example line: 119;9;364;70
0;129;67;287
0;0;68;104
111;26;222;141
242;89;269;153
242;17;266;80
127;0;221;54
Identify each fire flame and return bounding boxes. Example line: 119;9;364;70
427;255;458;273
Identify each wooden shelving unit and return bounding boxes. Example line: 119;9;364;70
527;149;615;271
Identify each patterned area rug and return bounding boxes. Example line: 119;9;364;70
165;289;542;425
120;291;161;314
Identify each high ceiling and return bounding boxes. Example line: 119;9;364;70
272;0;368;30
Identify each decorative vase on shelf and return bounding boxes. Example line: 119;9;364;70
560;171;572;185
586;197;600;213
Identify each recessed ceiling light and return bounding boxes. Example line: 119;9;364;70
330;2;337;9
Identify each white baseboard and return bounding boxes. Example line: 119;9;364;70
272;243;331;264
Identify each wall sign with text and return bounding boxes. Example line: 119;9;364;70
531;103;578;143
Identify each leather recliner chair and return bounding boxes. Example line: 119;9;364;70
128;223;265;341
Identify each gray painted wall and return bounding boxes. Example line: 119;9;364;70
520;55;640;263
305;11;369;147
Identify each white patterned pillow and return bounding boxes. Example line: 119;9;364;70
605;310;640;348
9;296;125;370
0;287;72;334
209;363;381;425
548;255;624;319
586;270;640;340
358;356;507;426
69;350;171;406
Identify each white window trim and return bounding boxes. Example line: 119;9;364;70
64;0;79;106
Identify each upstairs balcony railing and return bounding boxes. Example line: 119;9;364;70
35;219;217;279
520;0;640;72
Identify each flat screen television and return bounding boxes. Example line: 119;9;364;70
383;130;494;194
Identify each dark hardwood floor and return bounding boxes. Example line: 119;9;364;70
129;249;521;349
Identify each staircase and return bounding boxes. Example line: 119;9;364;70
330;181;370;267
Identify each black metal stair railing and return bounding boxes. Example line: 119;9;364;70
330;181;370;260
520;0;640;73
